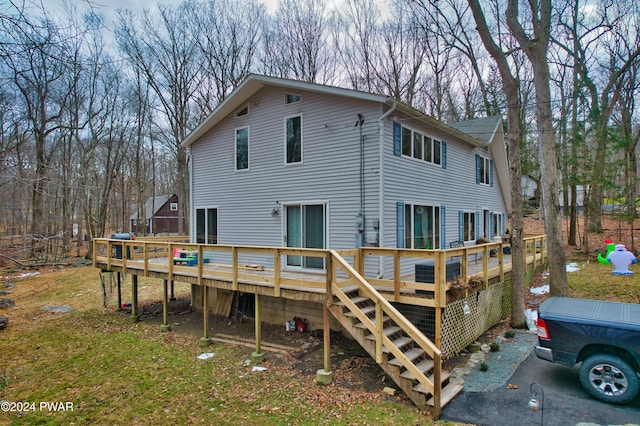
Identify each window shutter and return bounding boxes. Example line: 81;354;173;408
397;202;404;248
490;160;494;186
475;211;480;239
458;210;464;241
442;141;447;168
440;206;446;249
475;154;480;184
393;122;401;156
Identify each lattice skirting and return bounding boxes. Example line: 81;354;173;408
441;278;512;358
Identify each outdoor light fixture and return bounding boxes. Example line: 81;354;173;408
271;201;280;217
528;382;545;425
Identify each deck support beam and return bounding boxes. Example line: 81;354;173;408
316;304;333;385
116;272;122;311
200;286;211;347
161;279;171;332
251;293;264;363
131;275;139;323
170;280;176;301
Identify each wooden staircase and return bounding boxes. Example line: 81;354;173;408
327;281;463;416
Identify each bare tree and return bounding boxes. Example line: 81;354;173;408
614;58;640;252
0;7;70;256
467;0;527;327
553;0;640;237
505;0;569;296
332;0;381;91
116;4;205;234
260;0;333;83
188;0;265;115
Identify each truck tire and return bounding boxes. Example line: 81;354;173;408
579;354;639;404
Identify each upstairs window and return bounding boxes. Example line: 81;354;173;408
235;127;249;170
393;122;445;167
285;115;302;164
285;93;302;104
476;154;493;185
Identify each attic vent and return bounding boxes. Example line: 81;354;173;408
236;104;249;117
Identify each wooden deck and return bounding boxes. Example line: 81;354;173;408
93;235;547;418
94;235;547;308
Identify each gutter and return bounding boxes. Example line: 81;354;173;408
377;101;397;278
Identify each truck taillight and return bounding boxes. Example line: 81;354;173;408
537;318;550;339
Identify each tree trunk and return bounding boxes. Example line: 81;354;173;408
467;0;526;328
506;0;569;297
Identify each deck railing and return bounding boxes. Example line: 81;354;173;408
93;234;547;306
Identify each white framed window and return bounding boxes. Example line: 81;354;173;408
285;93;302;104
462;211;476;242
397;123;443;165
492;212;504;237
170;202;178;211
235;127;249;170
476;154;492;185
285;114;302;164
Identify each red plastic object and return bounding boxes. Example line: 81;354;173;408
293;317;306;332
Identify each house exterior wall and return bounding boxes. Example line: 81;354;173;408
380;115;507;277
190;85;383;270
189;83;508;279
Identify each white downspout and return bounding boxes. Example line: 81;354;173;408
378;101;396;278
187;147;193;243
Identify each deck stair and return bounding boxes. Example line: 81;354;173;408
328;286;463;414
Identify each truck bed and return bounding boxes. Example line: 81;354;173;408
540;297;640;330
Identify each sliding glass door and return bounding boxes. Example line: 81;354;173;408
285;204;325;269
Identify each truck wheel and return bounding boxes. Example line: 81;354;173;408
579;354;639;404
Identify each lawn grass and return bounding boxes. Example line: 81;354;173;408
1;256;637;425
566;258;640;303
0;309;435;425
0;266;439;425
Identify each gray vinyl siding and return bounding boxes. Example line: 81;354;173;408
189;82;508;279
190;86;381;270
381;118;507;278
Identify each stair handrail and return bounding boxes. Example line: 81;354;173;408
329;250;442;409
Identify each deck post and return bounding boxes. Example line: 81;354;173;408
116;272;122;311
435;252;444;348
317;252;333;385
169;280;176;301
200;286;210;347
131;275;139;323
161;279;171;332
316;304;333;385
251;293;264;363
